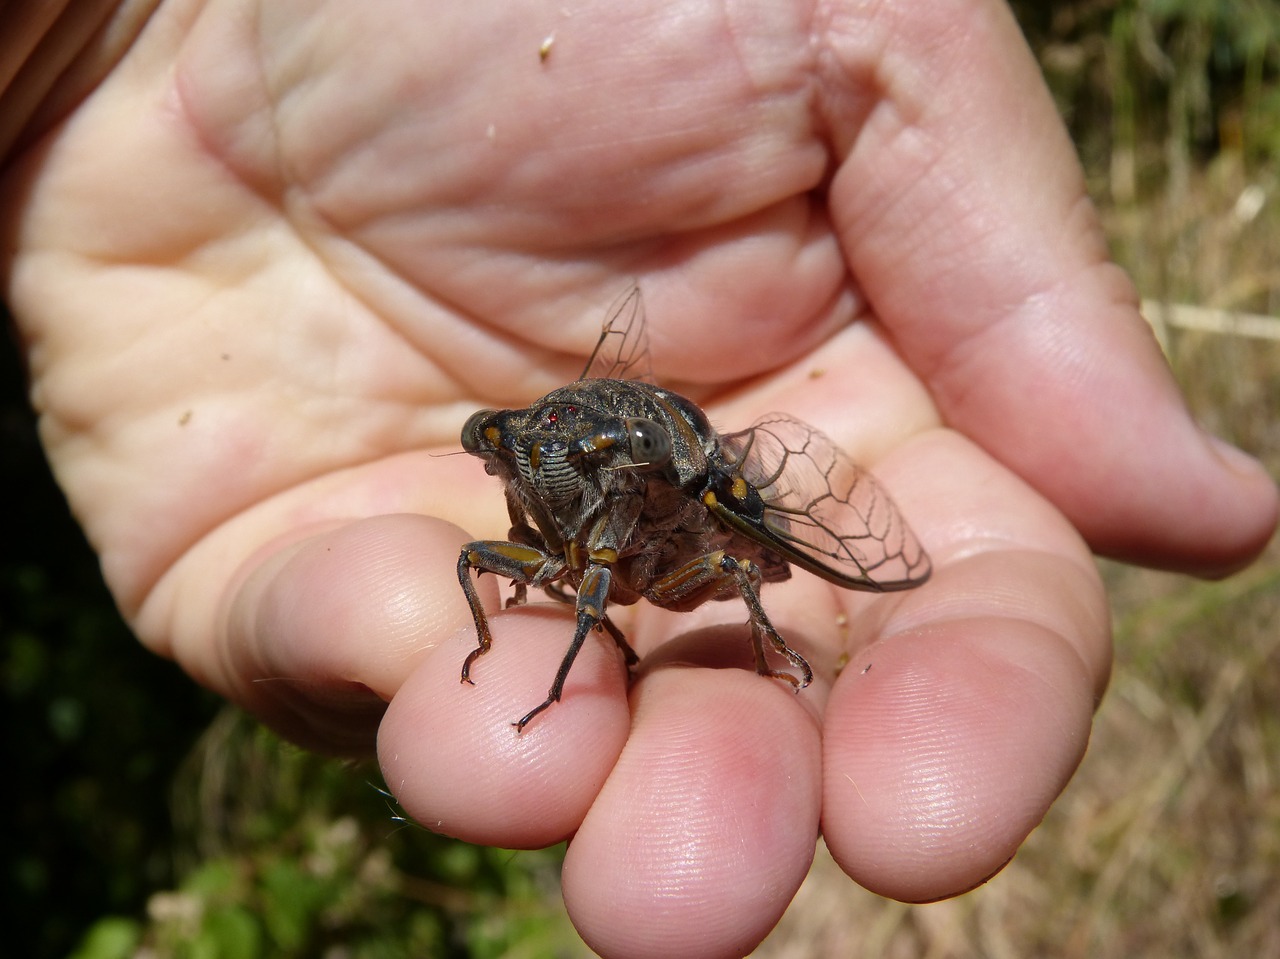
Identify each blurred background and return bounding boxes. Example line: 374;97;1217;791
4;2;1278;956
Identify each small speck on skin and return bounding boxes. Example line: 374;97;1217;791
178;410;192;426
808;367;826;379
540;34;554;61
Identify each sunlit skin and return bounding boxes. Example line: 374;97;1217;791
3;2;1276;958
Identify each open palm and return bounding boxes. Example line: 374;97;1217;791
4;2;1274;957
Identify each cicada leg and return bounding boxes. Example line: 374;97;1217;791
505;582;529;609
457;541;562;683
529;581;637;669
542;580;575;604
648;551;813;689
515;563;616;731
542;581;638;668
458;545;633;730
720;555;813;689
598;616;640;668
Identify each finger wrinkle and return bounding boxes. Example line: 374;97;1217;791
925;263;1133;424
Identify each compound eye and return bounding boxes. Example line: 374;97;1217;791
625;418;671;466
461;409;499;453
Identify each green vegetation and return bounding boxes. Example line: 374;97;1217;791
64;713;577;959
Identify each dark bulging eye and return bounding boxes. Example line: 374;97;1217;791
625;418;671;466
461;409;499;452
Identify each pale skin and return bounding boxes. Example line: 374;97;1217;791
3;1;1276;957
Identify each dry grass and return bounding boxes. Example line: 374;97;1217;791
752;142;1280;959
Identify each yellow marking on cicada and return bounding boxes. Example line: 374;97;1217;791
730;476;750;500
490;543;544;563
530;442;542;470
702;490;718;508
664;550;726;591
483;426;502;446
590;547;619;565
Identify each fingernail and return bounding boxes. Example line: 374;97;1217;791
1201;430;1273;484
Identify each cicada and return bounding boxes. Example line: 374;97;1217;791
458;289;931;729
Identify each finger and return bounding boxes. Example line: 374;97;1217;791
821;430;1108;902
825;614;1095;902
219;514;477;753
561;669;821;959
377;605;631;849
820;0;1277;572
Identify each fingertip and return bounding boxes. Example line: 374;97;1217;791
563;669;821;959
821;620;1094;903
1191;431;1279;574
377;607;631;848
217;513;478;753
1083;422;1278;575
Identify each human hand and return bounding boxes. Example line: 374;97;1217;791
3;1;1275;957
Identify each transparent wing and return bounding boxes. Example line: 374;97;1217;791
579;285;655;383
715;414;931;591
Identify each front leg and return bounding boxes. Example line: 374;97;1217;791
514;563;615;731
457;541;564;683
542;581;639;670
